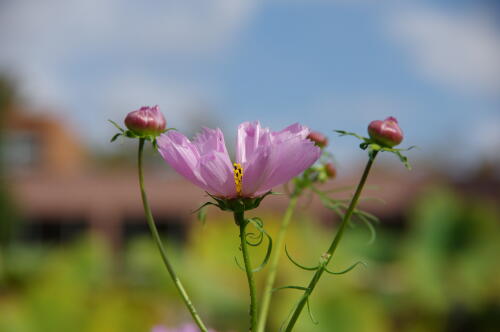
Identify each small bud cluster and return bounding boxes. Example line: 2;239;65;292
291;131;337;196
324;163;336;179
307;131;329;148
305;131;337;182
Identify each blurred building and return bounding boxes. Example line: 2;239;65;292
4;109;86;176
5;108;206;248
7;109;497;250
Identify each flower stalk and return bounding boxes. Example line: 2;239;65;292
284;151;378;331
234;210;258;331
137;138;208;332
257;194;299;332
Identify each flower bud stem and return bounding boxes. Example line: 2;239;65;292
234;210;258;331
138;138;208;332
284;152;378;332
257;194;299;332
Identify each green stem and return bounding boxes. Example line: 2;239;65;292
234;210;258;331
137;139;208;332
284;152;378;331
257;195;299;332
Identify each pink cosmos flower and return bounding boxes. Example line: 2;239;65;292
157;121;321;198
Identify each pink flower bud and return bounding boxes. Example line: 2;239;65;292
324;163;337;179
307;131;328;148
367;116;403;147
125;105;166;136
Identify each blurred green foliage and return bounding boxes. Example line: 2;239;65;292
0;185;499;332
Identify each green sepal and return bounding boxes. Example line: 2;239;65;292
108;119;176;145
123;130;136;138
192;201;223;225
192;202;212;224
324;261;366;275
202;191;274;214
151;138;158;150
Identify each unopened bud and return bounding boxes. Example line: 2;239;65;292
125;105;166;137
324;163;337;179
367;116;403;147
307;131;328;148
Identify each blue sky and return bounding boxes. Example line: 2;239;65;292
0;0;499;170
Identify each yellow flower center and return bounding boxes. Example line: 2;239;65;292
233;163;243;195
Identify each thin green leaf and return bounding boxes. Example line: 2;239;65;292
306;298;319;325
321;185;356;194
233;256;246;272
273;285;309;292
245;231;264;247
383;145;418;152
329;204;345;220
354;209;380;224
395;151;412;170
356;196;386;205
246;218;273;272
357;214;377;245
280;300;301;332
110;133;121;142
334;130;368;141
248;217;264;227
108;119;124;132
324;261;366;275
285;245;319;271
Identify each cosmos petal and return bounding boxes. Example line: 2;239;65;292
157;131;205;188
199;151;237;198
237;122;321;197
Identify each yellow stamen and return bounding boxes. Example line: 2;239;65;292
233;163;243;195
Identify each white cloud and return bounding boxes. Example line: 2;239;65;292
64;71;221;147
0;0;256;117
388;6;500;96
0;0;255;57
101;73;213;127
